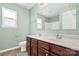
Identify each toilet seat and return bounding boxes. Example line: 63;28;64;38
19;41;26;52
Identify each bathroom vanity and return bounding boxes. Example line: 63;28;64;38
26;35;79;56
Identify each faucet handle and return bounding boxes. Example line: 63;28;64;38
56;34;62;39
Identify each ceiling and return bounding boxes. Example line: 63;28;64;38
38;3;74;18
16;3;36;9
16;3;75;18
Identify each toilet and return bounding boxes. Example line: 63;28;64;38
19;41;26;52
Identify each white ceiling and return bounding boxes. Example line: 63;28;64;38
16;3;36;9
38;3;73;18
16;3;75;18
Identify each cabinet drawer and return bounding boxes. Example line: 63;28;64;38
38;47;49;56
50;44;76;56
38;40;49;50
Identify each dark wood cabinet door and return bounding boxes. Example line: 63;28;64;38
27;37;31;56
30;39;38;56
27;47;31;56
31;45;37;56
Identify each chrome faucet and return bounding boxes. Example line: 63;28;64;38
56;34;62;39
38;33;42;36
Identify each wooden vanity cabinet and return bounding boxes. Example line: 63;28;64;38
27;37;79;56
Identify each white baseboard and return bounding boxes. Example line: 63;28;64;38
0;46;20;53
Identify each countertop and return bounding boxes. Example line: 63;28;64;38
27;35;79;51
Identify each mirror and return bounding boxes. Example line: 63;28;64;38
36;3;76;31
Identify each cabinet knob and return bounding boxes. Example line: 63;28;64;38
46;53;48;56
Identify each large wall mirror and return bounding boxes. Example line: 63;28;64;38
36;3;76;31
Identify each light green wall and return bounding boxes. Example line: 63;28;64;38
29;5;38;34
76;3;79;34
0;3;30;50
30;3;79;35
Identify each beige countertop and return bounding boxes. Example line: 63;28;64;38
27;35;79;51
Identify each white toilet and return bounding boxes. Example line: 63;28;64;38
19;41;26;52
